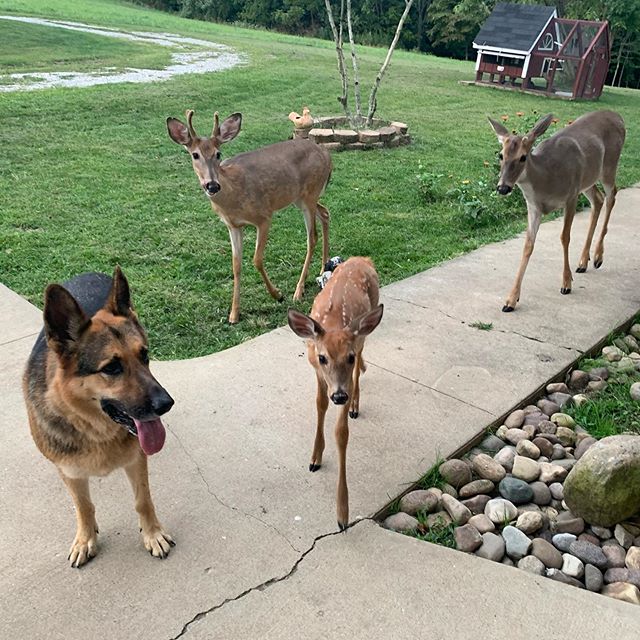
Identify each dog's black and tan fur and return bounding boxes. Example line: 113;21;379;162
23;267;175;567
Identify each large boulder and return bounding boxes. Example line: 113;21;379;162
563;435;640;527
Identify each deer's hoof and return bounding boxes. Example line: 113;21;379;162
309;463;321;472
337;521;348;532
594;259;603;269
576;266;587;273
349;411;358;419
560;287;571;295
502;305;515;313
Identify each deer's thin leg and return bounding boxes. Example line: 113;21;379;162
228;225;243;324
503;208;541;312
594;183;617;269
316;203;330;274
577;186;604;272
59;473;98;568
560;198;578;294
293;203;318;301
253;220;282;301
335;404;350;531
310;372;328;472
349;351;363;419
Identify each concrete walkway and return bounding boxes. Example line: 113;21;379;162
1;187;640;638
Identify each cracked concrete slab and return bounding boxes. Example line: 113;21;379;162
0;336;300;640
384;188;640;349
183;520;640;640
2;187;640;638
369;297;581;416
150;330;489;551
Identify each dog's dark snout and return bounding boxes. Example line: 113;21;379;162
205;181;220;195
497;184;512;195
330;390;349;405
151;387;174;416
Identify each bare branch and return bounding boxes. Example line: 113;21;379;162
366;0;414;126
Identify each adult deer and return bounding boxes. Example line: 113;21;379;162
288;257;383;531
167;109;332;323
488;110;625;312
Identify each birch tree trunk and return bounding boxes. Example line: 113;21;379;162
324;0;352;124
365;0;414;126
346;0;362;124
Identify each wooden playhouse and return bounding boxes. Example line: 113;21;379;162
472;3;610;100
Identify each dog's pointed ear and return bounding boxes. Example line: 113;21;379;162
107;266;133;317
287;308;323;339
44;285;89;355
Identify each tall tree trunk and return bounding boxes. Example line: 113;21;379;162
346;0;362;123
366;0;415;126
324;0;352;123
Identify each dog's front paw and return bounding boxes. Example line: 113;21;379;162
142;527;175;559
68;530;98;568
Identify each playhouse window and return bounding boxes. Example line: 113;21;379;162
539;33;554;51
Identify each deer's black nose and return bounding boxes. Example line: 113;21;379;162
205;181;220;195
331;390;349;405
497;184;512;195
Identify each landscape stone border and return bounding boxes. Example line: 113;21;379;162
293;116;410;151
380;321;640;607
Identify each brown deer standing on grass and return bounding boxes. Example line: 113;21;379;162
288;257;383;531
167;109;332;323
488;110;625;312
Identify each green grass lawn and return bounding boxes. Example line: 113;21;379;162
1;0;639;359
0;18;171;74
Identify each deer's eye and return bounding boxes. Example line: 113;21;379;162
498;152;503;160
192;152;199;160
318;354;328;365
101;359;123;376
347;353;355;364
216;151;221;160
520;155;527;162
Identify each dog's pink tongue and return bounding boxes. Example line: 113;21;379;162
134;418;166;456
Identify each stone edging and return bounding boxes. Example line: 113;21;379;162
293;116;410;151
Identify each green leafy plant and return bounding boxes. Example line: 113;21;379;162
470;320;493;331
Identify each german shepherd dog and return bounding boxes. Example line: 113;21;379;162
23;267;175;567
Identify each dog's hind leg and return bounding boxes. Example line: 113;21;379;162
60;473;99;568
125;453;175;559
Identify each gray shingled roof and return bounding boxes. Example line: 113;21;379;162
473;3;556;52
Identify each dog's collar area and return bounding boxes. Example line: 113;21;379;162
100;399;137;436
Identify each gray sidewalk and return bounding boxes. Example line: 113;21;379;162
1;186;639;638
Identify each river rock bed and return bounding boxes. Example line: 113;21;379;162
383;325;640;606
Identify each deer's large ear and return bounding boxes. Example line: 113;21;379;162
106;266;133;317
218;113;242;144
525;113;554;144
166;117;191;146
288;309;324;339
44;285;89;355
488;117;510;144
352;304;384;337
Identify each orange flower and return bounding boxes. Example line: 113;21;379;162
552;118;559;124
567;120;574;125
516;111;525;116
501;115;509;121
